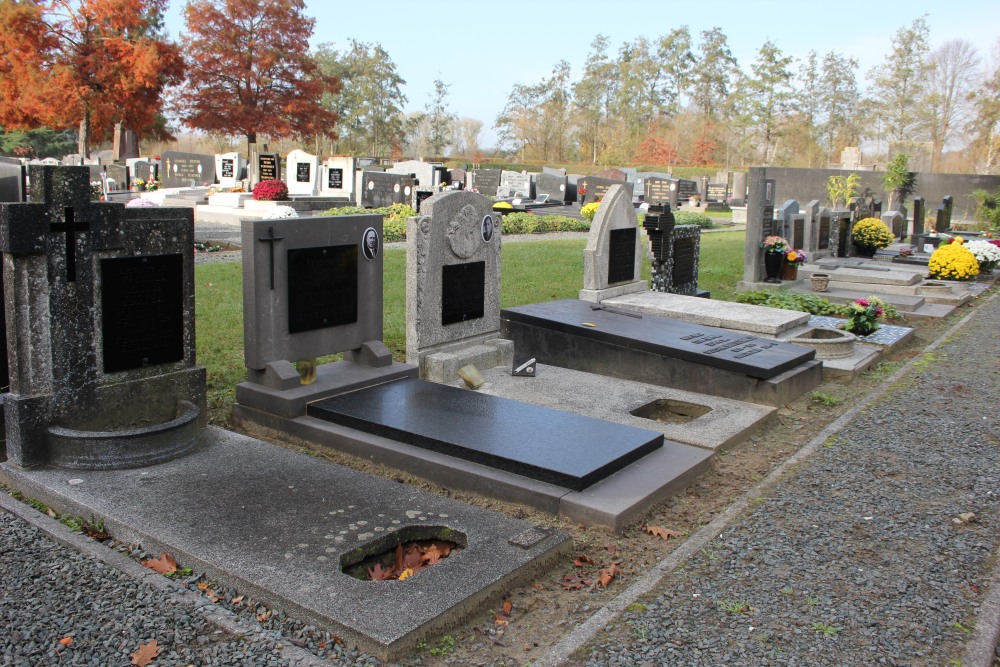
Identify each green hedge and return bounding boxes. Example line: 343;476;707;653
318;204;416;242
498;212;590;235
673;211;715;229
734;290;846;316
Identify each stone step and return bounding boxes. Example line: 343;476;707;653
799;263;923;286
820;280;972;306
789;285;956;318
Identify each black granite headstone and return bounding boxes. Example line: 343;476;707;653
644;178;677;206
258;154;280;181
221;158;235;179
470;169;501;197
607;227;637;285
672;238;696;287
286;245;358;334
706;183;727;201
578;176;632;205
327;167;343;189
0;157;26;203
818;215;831;250
307;377;663;491
101;254;185;373
793;218;804;249
442;261;485;325
361;172;414;208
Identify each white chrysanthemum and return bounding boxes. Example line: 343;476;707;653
964;239;1000;270
125;198;159;208
270;205;298;219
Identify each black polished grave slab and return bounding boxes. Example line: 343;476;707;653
608;228;637;284
441;261;485;325
502;299;814;380
287;245;358;334
101;254;184;373
307;377;663;491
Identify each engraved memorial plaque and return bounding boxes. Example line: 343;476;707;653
101;254;184;373
441;261;485;325
818;216;831;250
287;245;358;334
327;167;343;189
221;158;234;179
761;206;775;239
707;183;728;201
258;154;278;181
296;162;311;183
672;238;697;286
607;227;637;284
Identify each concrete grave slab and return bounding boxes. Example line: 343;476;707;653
0;428;571;661
602;292;810;336
471;363;774;452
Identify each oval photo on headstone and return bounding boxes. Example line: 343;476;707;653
482;215;494;243
362;227;379;261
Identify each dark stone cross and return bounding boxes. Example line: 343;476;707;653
49;206;92;282
258;226;284;290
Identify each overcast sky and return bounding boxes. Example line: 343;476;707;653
163;0;1000;148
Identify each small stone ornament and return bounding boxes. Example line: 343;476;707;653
512;357;536;377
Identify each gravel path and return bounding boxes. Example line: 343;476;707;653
575;294;1000;666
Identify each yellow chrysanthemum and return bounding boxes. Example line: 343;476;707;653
929;243;980;281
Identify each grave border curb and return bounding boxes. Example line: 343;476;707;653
532;293;1000;667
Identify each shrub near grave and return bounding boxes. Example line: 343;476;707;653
320;204;415;242
252;179;288;201
929;238;979;281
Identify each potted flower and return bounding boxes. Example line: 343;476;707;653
965;239;1000;272
782;248;807;281
132;178;146;192
689;194;701;207
759;235;789;283
844;298;885;337
928;239;980;281
851;217;894;257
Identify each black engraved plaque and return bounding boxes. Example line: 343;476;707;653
761;206;775;239
221;158;234;178
101;254;184;373
258;154;278;181
442;261;485;325
296;162;311;183
672;238;697;285
793;218;804;249
608;227;637;284
818;217;831;250
327;167;343;189
287;245;358;334
707;183;727;201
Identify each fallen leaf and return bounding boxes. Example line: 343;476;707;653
368;563;394;581
230;595;244;604
196;582;209;591
257;611;272;622
58;637;73;646
646;525;683;540
573;554;595;567
502;599;513;615
130;640;162;666
494;615;509;626
606;545;617;555
47;508;56;518
422;544;445;565
398;568;415;581
142;553;177;576
599;562;618;588
532;583;546;591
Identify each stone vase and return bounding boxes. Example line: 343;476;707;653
763;251;785;283
810;273;831;292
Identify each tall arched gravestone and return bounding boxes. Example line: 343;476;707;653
406;191;511;381
0;166;206;469
580;184;646;302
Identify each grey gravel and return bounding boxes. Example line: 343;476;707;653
583;294;1000;666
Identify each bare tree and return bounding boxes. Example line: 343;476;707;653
924;39;981;170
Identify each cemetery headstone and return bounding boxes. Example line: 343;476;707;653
112;121;139;161
236;213;416;418
668;226;703;295
644;177;679;207
738;167;777;287
0;157;26;202
730;172;747;205
542;166;566;176
817;208;833;252
941;195;954;230
593;168;627;182
911;197;925;236
469;169;502;197
801;200;821;255
882;211;906;241
449;168;467;187
61;154;83;166
321;156;357;200
405;190;511;381
215;152;246;189
579;176;633;206
285;149;320;196
535;172;569;203
161;151;216;188
361;171;415;208
104;164;129;191
777;200;799;240
388;160;443;189
257;153;281;183
0;165;205;469
498;170;532;198
580;184;646;302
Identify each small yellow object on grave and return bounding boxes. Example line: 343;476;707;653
296;358;317;385
458;364;485;389
582;322;597;327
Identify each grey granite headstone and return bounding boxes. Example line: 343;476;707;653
104;164;128;191
542;166;566;176
776;200;799;240
161;151;215;188
499;170;532;198
536;172;569;203
406;191;511;381
469;169;501;197
738;168;776;288
0;166;205;469
0;157;26;203
449;168;467;186
802;200;820;253
361;171;414;208
580;184;646;302
236;213;416;418
911;197;925;238
730;172;747;205
882;210;906;241
388;160;442;189
579;176;633;205
593;168;627;182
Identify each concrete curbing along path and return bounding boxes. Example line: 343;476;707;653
0;490;334;667
532;294;998;667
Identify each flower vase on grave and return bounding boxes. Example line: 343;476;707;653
781;262;799;281
763;251;785;283
853;244;877;258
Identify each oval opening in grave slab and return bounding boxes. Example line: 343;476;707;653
340;524;466;582
630;399;711;424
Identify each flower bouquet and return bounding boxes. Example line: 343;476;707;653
760;235;789;253
785;249;808;266
844;298;885;337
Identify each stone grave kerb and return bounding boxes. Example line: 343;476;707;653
1;165;206;469
236;213;417;418
405;191;512;382
580;184;646;303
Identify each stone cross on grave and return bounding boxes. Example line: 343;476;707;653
257;226;284;290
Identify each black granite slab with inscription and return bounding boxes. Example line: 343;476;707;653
502;299;814;380
307;377;663;491
361;172;413;208
287;245;358;334
608;227;637;284
579;176;633;206
161;151;215;188
258;154;280;181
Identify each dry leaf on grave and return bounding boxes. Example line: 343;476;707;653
368;563;394;581
58;637;73;646
574;554;595;567
598;562;618;588
502;599;513;615
645;525;683;540
231;595;244;604
130;640;162;666
142;553;177;576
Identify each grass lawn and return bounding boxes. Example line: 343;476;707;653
195;230;746;426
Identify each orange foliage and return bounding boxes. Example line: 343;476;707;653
0;0;184;150
632;135;679;166
177;0;339;145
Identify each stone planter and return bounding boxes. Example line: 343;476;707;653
810;273;830;292
787;327;857;359
781;263;800;281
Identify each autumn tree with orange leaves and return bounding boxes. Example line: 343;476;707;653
177;0;340;151
0;0;184;158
